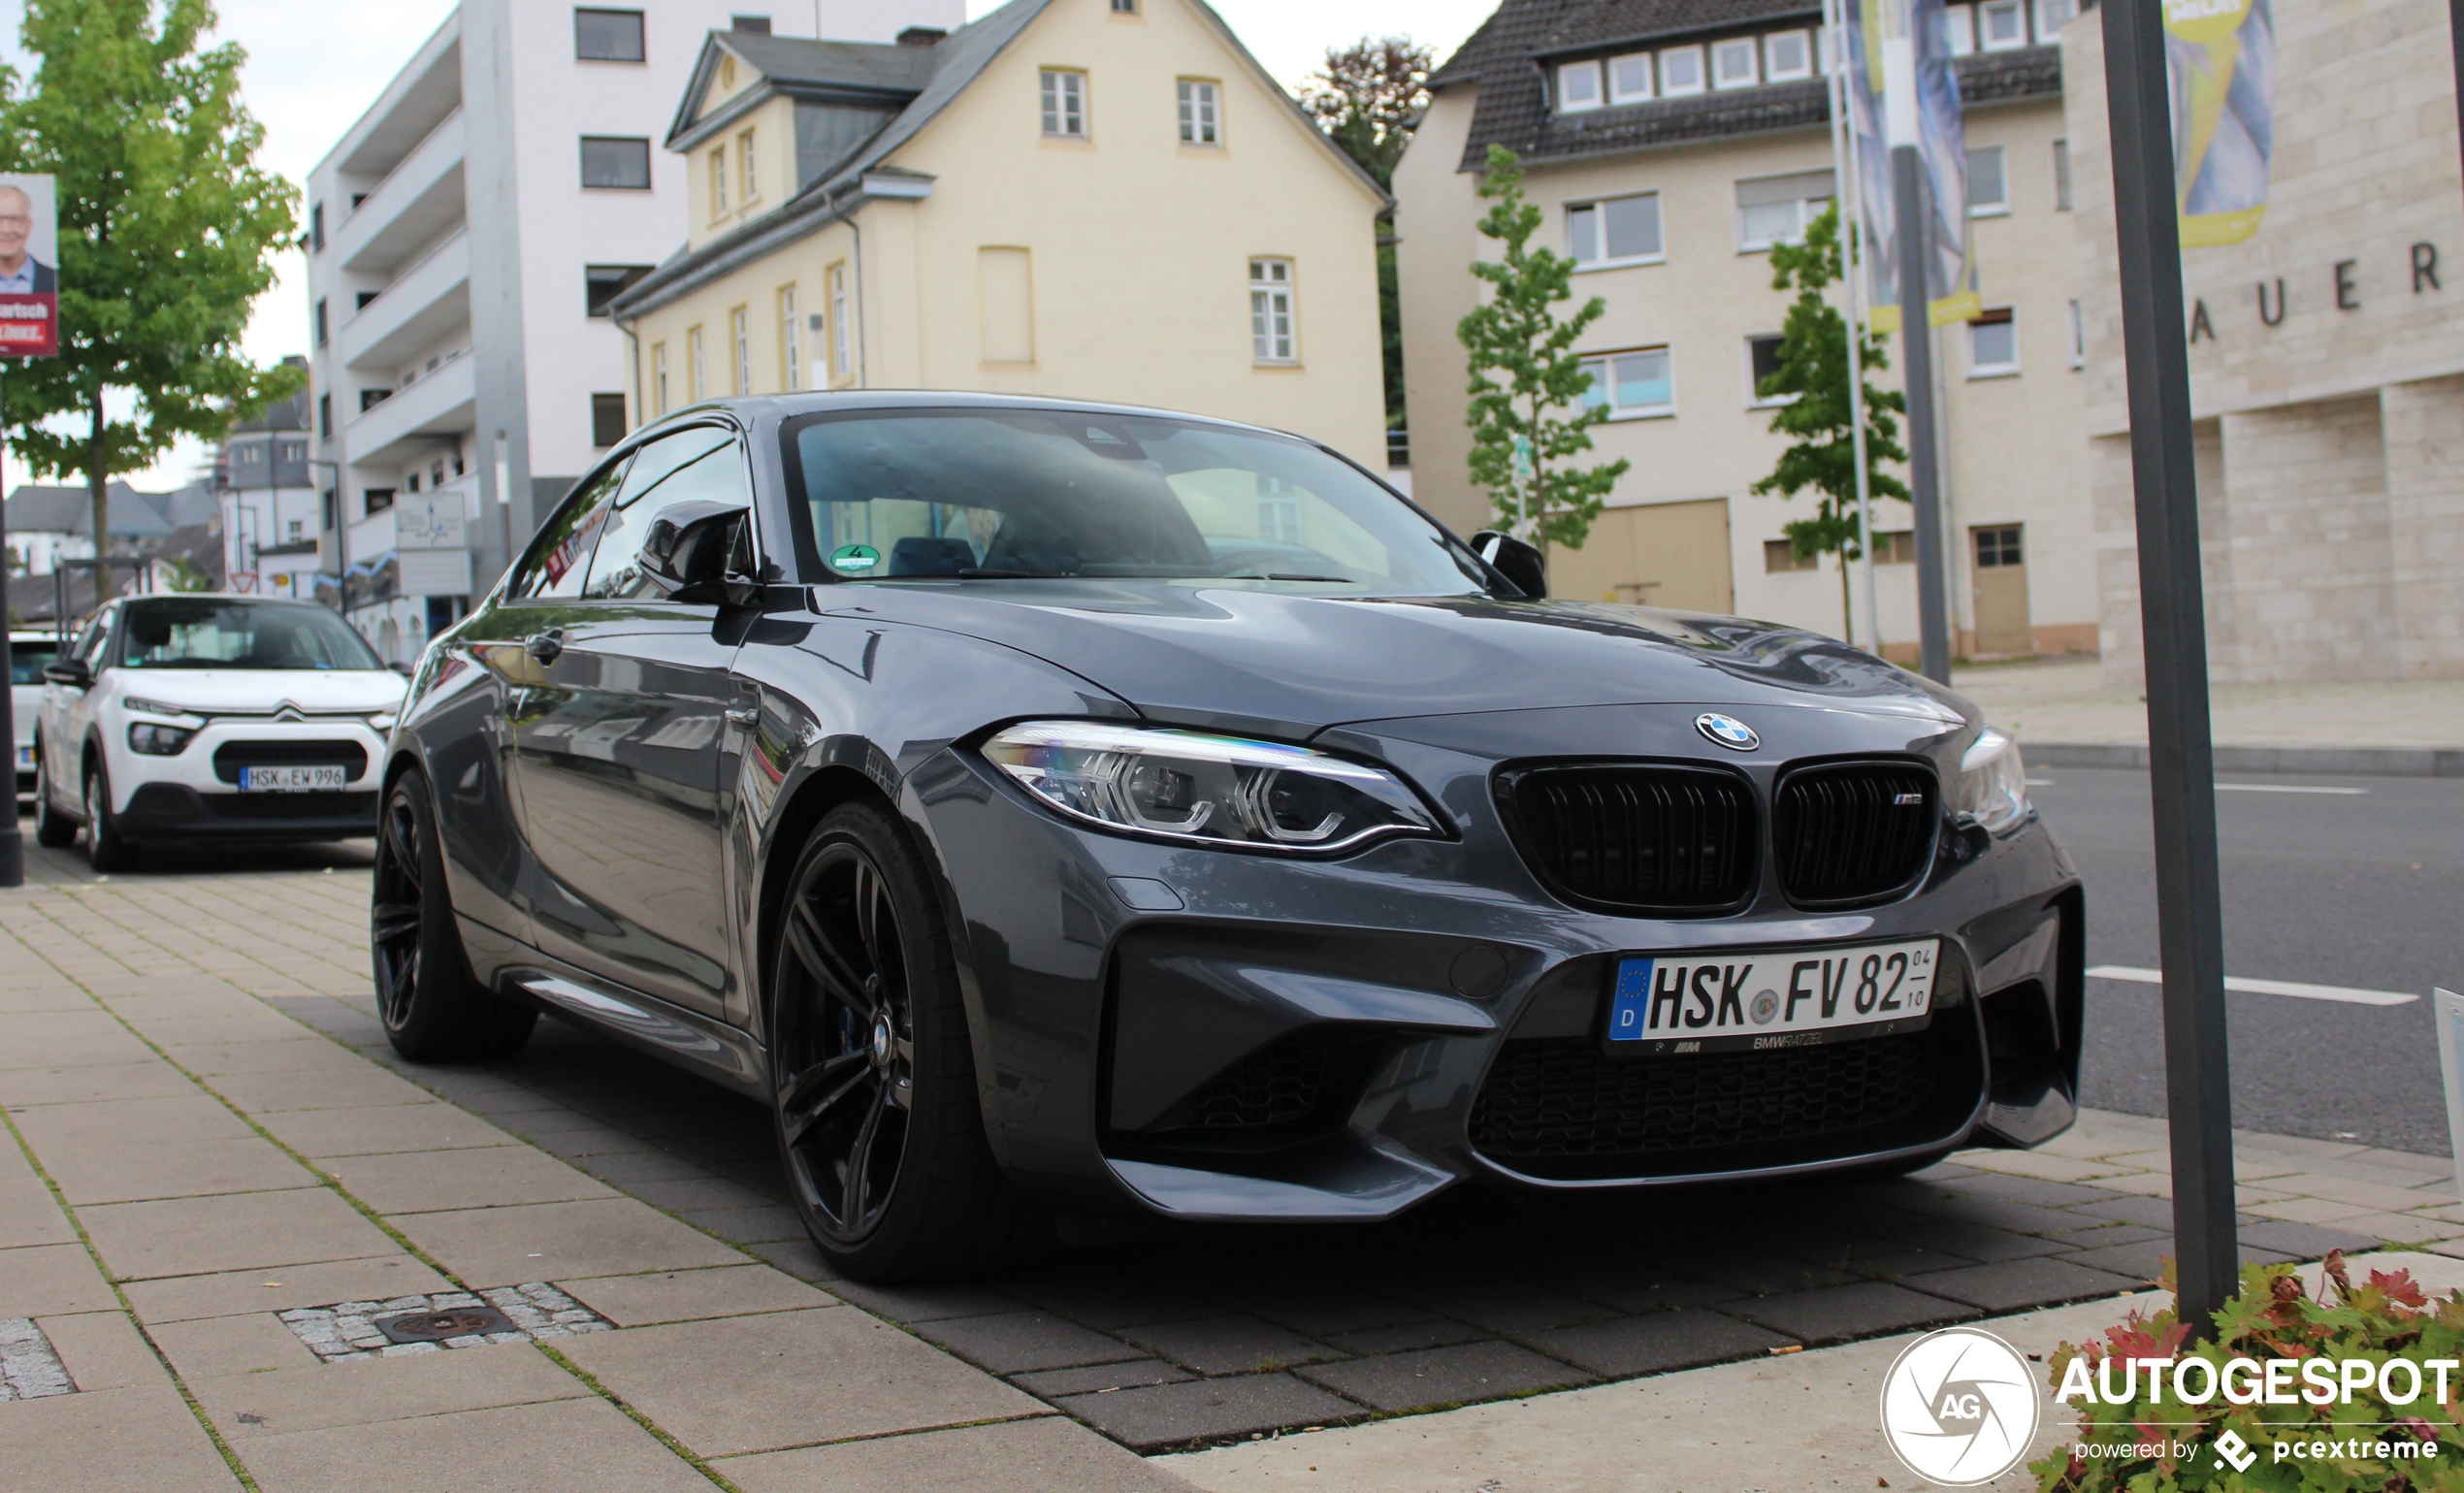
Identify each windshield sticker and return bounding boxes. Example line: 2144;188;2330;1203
829;543;881;574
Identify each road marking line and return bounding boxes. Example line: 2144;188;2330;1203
2215;783;2369;795
2087;964;2416;1006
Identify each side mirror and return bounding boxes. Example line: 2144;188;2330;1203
43;659;91;690
1470;531;1547;600
641;501;760;606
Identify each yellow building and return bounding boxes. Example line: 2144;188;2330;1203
610;0;1392;474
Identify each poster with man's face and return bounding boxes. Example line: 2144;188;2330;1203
0;174;59;356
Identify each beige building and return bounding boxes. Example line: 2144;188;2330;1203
1397;0;2099;661
610;0;1391;473
2062;0;2464;684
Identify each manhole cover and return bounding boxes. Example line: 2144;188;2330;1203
374;1305;518;1345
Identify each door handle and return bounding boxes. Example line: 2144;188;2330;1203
524;630;564;664
723;708;761;729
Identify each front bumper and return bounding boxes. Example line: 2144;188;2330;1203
908;699;2085;1225
100;716;388;839
115;782;379;840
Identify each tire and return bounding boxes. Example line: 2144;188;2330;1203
32;754;74;848
372;771;536;1062
771;799;1035;1282
81;760;132;872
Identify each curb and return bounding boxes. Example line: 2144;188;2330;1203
2024;741;2464;778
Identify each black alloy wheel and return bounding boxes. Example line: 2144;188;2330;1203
372;771;536;1062
32;753;74;848
772;800;1032;1282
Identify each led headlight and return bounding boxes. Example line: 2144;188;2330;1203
127;722;196;756
123;697;199;719
983;722;1441;854
1955;726;2030;836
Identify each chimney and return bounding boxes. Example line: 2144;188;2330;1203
896;26;947;46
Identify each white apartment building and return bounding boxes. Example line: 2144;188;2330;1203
305;0;959;664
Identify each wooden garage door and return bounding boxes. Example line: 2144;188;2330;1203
1548;498;1735;614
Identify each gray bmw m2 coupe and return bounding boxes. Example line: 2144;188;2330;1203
373;392;2082;1281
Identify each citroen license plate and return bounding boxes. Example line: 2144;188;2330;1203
1604;937;1941;1055
238;764;346;793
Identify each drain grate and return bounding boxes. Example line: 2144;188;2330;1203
0;1318;76;1400
277;1285;610;1362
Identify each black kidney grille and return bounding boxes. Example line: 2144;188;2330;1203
1470;1031;1936;1174
1171;1029;1329;1131
212;738;369;784
1507;766;1755;912
1772;763;1936;907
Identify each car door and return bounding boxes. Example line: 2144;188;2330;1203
509;423;753;1022
43;610;111;801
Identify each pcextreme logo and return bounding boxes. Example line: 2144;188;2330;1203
1879;1327;2043;1486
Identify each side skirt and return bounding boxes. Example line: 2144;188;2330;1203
494;952;769;1101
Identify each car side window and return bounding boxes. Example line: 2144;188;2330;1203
71;614;109;667
584;426;751;600
507;457;631;600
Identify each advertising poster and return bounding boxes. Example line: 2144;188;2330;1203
2167;0;2275;244
0;173;59;356
1845;0;1982;330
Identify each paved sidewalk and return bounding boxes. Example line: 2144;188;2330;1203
7;844;2463;1486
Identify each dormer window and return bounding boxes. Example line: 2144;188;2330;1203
1557;60;1603;112
1659;46;1705;96
1766;30;1813;81
1712;37;1760;89
709;145;728;219
1607;53;1654;103
737;129;757;204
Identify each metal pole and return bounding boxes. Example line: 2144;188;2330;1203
1893;145;1952;683
2102;0;2237;1334
1829;7;1883;654
0;360;19;887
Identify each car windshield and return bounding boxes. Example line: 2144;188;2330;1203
115;599;386;671
783;410;1489;596
10;637;56;686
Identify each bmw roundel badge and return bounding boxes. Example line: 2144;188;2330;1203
1695;712;1761;752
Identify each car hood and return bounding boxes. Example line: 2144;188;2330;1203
103;668;407;714
819;581;1975;737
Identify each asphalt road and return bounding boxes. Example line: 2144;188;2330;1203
2036;766;2464;1154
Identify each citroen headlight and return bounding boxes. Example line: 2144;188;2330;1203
123;697;199;719
983;722;1441;854
128;722;196;756
369;714;398;732
1956;727;2030;836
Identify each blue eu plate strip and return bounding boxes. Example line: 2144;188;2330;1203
1606;957;1654;1042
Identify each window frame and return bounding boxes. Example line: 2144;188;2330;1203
709;144;729;220
652;342;669;416
1040;69;1088;139
1178;78;1221;145
2066;298;2085;369
1966;308;2019;377
1734;172;1834;253
1557;59;1605;113
2052;137;2073;211
1606;52;1655;104
1764;29;1814;81
1577;345;1676;420
1945;3;1977;54
730;306;751;395
1966;144;2010;216
688;325;707;401
2032;0;2076;43
1978;0;2028;51
736;129;758;205
780;285;801;392
1764;537;1820;573
578;136;652;191
828;263;852;379
1565;190;1665;270
1249;257;1298;365
1972;525;2025;569
573;8;646;63
1711;37;1760;90
1745;332;1793;407
590;392;628;449
584;264;653;319
1658;45;1706;96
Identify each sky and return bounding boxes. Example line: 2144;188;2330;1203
0;0;1496;493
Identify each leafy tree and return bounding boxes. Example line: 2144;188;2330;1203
1457;145;1628;555
1750;203;1909;639
1301;38;1432;433
0;0;303;562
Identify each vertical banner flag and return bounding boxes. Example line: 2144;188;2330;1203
2167;0;2274;245
0;175;58;356
1843;0;1982;330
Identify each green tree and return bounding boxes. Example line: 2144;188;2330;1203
1300;37;1431;433
1457;145;1628;556
0;0;303;561
1750;203;1909;639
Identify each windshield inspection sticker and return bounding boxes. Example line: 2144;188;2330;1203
829;543;881;573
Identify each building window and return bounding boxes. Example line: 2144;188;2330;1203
1746;333;1788;404
364;488;395;514
580;136;652;189
1979;0;2027;50
653;342;669;415
360;388;390;412
1041;70;1087;138
282;439;307;464
2052;138;2072;211
591;393;627;447
1735;169;1834;251
1249;258;1296;364
829;264;852;376
1764;538;1819;572
405;471;420;493
1113;0;1138;11
688;326;706;400
357;290;379;310
1567;192;1663;266
1765;29;1814;81
710;146;728;219
1872;530;1916;564
1967;308;2018;375
1659;45;1705;96
729;13;769;31
731;306;751;394
780;286;800;391
1557;60;1603;113
1607;52;1654;103
1967;145;2009;214
1578;347;1674;418
737;129;758;204
2066;298;2085;368
1974;525;2023;568
2033;0;2076;42
1711;37;1759;89
585;265;652;318
317;393;331;438
574;8;645;61
313;298;328;346
288;520;304;539
431;459;446;486
236;443;264;468
1945;4;1977;54
1178;80;1220;144
309;203;324;253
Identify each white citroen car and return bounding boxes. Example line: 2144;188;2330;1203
33;595;406;870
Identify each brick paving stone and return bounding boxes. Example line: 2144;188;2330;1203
1724;1282;1980;1344
1296;1340;1591;1413
1123;1314;1345;1376
1892;1193;2106;1237
1837;1213;2074;1261
1543;1273;1745;1314
1677;1255;1863;1298
1054;1372;1361;1451
826;1281;1021;1324
1010;1357;1197;1397
1520;1308;1794;1378
1319;1319;1493;1356
2058;1223;2172;1249
1899;1256;2144;1314
916;1310;1152;1375
1198;1282;1437;1338
2239;1219;2388;1255
1006;1278;1216;1331
720;1412;1200;1493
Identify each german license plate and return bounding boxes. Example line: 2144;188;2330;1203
1604;937;1941;1055
238;764;345;793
